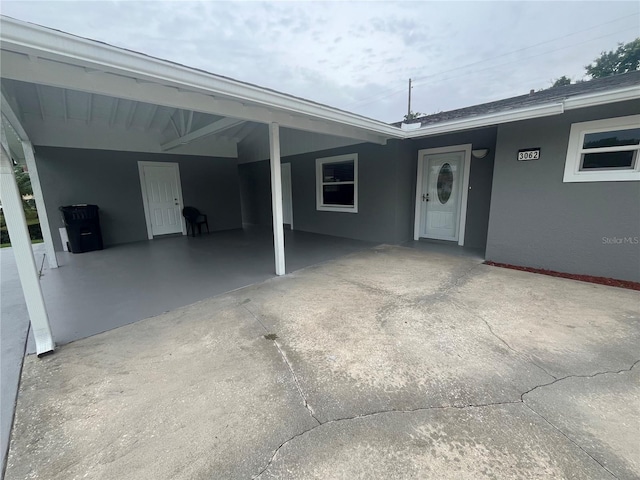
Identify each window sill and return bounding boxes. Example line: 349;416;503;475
317;205;358;213
563;171;640;183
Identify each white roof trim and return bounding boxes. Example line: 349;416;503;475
406;85;640;139
1;16;638;142
0;16;403;139
563;85;640;111
407;103;565;138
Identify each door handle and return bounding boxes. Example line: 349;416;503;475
422;193;429;202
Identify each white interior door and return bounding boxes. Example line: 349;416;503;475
141;163;183;236
420;151;464;241
281;163;293;228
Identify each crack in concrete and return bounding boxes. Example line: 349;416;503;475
251;399;522;479
240;253;637;479
468;307;558;381
252;359;640;479
521;403;619;479
520;359;640;400
241;305;321;425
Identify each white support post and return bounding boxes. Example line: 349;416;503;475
0;141;54;355
22;141;58;269
269;122;286;276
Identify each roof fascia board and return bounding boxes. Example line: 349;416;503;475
563;85;640;110
406;103;564;138
405;85;640;139
0;50;388;145
0;17;403;139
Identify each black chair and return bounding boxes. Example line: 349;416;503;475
182;207;209;237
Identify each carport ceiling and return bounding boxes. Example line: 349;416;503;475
1;79;260;150
0;17;400;146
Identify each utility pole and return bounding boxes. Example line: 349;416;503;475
407;78;412;118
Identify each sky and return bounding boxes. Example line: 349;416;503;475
1;1;638;123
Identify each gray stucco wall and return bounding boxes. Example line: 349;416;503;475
238;160;272;227
412;128;497;250
238;130;496;248
290;140;415;244
238;140;416;244
35;147;242;251
486;101;640;282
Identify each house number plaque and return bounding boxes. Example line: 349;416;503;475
518;148;540;161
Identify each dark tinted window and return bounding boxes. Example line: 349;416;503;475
581;151;636;170
437;163;454;204
322;185;354;205
323;161;354;182
583;128;640;149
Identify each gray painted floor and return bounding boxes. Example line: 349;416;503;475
0;228;374;475
29;227;376;353
5;245;639;479
0;245;42;477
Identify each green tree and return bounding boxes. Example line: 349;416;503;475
14;166;33;197
552;76;572;87
403;111;423;121
585;38;640;79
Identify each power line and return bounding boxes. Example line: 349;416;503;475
346;11;639;109
413;25;640;91
410;11;639;85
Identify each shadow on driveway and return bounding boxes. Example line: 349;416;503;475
5;245;639;479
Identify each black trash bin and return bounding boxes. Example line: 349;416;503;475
60;204;103;253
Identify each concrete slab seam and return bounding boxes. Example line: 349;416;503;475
1;323;30;480
519;359;640;479
521;402;618;479
241;304;321;424
252;359;640;479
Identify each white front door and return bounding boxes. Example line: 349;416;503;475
281;163;293;228
420;151;465;241
140;163;183;237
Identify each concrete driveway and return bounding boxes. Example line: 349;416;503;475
5;245;639;479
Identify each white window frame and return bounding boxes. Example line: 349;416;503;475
316;153;358;213
563;114;640;183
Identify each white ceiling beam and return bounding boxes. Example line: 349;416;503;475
125;101;137;129
0;50;390;145
161;117;244;151
108;97;119;127
168;114;181;138
186;110;193;135
178;110;186;136
144;104;158;131
34;84;46;120
232;122;256;142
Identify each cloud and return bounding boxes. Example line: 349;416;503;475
1;0;638;122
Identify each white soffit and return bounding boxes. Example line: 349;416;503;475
0;17;400;144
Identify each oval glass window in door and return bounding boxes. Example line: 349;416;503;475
437;163;454;204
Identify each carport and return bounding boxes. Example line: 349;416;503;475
0;17;403;355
